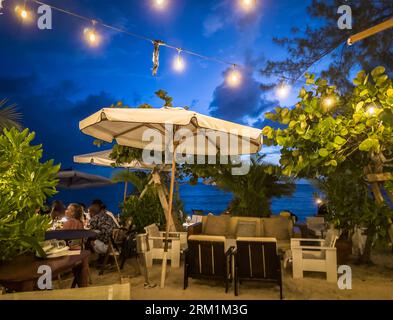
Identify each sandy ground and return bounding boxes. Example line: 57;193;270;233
53;252;393;300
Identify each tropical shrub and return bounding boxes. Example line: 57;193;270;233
263;66;393;262
0;128;60;261
120;188;165;233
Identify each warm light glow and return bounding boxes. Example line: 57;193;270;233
173;52;185;72
15;6;31;21
227;68;242;87
84;28;100;46
315;198;323;205
239;0;256;12
276;84;291;99
323;96;336;108
366;106;376;116
153;0;167;10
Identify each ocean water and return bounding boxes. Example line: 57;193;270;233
52;182;319;222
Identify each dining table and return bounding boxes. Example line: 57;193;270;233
0;250;91;292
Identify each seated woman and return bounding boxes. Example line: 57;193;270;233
63;203;85;249
63;203;84;230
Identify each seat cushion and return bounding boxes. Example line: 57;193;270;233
263;217;291;240
204;215;230;236
236;221;257;238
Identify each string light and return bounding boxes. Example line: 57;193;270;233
173;49;185;73
83;27;100;46
315;198;323;205
152;0;167;10
322;96;336;108
366;105;376;116
227;65;242;87
15;5;31;21
11;0;242;83
276;83;291;99
239;0;256;12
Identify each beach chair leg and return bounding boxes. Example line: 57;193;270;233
183;264;189;290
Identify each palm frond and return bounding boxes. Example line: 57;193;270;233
0;99;22;130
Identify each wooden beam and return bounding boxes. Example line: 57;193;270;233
348;18;393;45
366;172;392;183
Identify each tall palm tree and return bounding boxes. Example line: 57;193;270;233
0;99;22;130
206;156;296;217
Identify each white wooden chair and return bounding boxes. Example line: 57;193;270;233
306;217;326;237
291;229;339;283
144;224;185;268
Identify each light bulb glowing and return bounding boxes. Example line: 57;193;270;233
15;6;31;21
366;106;376;116
276;84;291;99
84;28;100;46
173;51;185;72
323;96;335;108
239;0;256;12
153;0;167;10
315;198;323;205
227;68;241;87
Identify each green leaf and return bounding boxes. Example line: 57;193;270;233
359;89;368;97
371;66;385;78
359;138;379;152
318;148;329;157
334;136;346;145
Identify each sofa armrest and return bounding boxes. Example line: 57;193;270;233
187;222;202;237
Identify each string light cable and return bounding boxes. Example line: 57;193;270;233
23;0;240;75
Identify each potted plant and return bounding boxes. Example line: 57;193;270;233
0;128;60;262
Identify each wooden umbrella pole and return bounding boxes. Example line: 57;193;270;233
123;168;130;202
160;142;177;288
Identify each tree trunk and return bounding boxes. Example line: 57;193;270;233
360;158;384;264
358;226;375;264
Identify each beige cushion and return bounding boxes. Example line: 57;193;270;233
228;217;262;237
188;235;226;242
236;221;257;238
204;215;230;236
236;237;277;243
262;217;292;240
145;224;162;248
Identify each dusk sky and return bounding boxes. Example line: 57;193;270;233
0;0;323;174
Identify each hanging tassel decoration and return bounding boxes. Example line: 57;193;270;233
152;40;164;76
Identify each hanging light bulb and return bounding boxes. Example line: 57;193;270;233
83;26;100;47
227;65;242;87
173;49;185;72
15;5;31;21
239;0;256;12
276;83;291;99
366;105;376;116
322;96;336;109
153;0;167;10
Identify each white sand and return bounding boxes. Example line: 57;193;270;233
79;252;393;300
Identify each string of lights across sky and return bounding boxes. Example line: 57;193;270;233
10;0;344;100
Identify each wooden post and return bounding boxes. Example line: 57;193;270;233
348;18;393;45
160;145;177;288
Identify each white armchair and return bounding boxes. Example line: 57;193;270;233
144;224;187;268
291;229;339;283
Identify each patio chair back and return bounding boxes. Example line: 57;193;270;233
234;237;282;299
187;235;226;277
184;235;232;293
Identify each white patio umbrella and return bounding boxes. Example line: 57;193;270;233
79;107;263;287
74;149;172;222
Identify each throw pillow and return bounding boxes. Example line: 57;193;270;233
204;215;230;236
236;221;257;238
263;217;291;240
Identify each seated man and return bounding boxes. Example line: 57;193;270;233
88;201;116;254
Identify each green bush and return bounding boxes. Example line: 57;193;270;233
0;128;60;261
120;187;165;233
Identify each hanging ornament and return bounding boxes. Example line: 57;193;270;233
152;40;164;76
